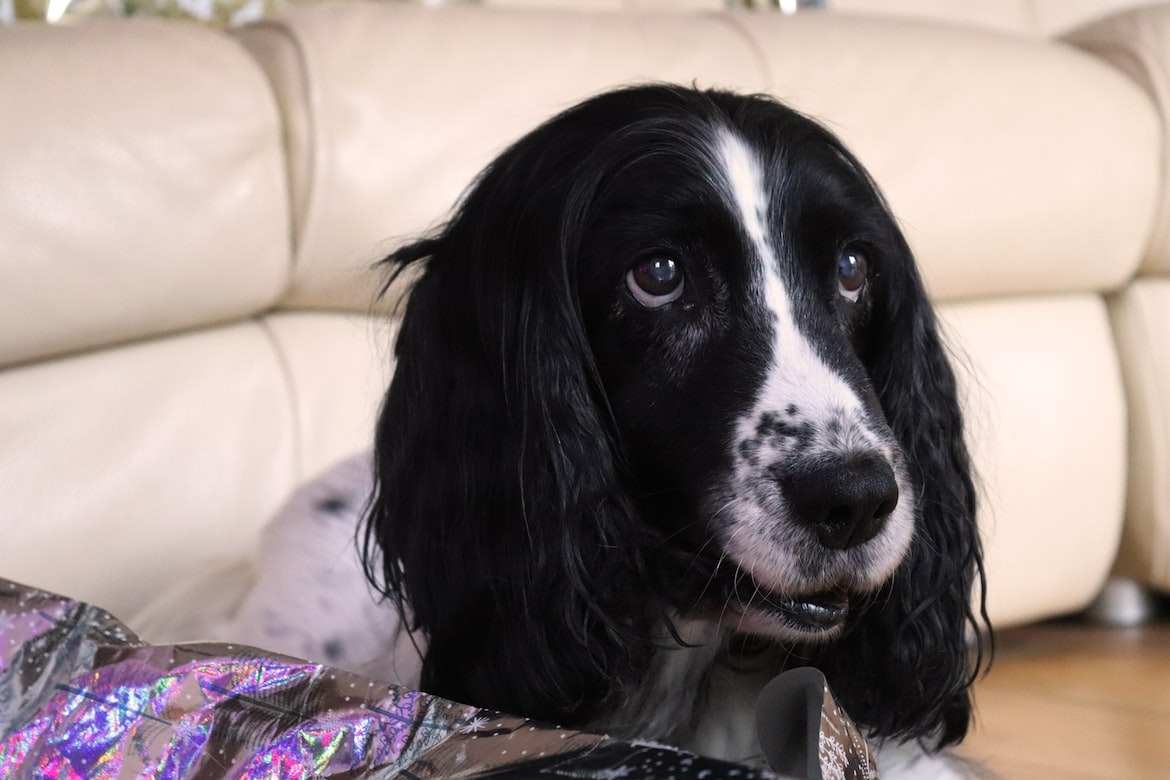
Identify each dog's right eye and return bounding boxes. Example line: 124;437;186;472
836;246;868;303
626;256;685;309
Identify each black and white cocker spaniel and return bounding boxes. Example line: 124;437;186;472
213;84;990;773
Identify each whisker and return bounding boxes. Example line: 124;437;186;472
694;549;730;608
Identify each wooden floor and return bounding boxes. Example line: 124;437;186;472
958;614;1170;779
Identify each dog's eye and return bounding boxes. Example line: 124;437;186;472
626;256;684;308
836;248;868;302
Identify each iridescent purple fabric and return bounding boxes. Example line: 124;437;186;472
0;579;779;778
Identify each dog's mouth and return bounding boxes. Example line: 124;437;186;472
728;575;852;636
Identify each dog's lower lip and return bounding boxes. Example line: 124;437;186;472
773;592;849;630
725;572;852;631
748;587;850;631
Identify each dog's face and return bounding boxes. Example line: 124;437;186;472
577;114;914;642
370;85;984;746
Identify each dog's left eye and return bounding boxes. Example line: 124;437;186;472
626;256;685;309
836;247;868;302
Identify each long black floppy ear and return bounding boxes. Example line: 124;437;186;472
361;115;664;729
812;230;991;749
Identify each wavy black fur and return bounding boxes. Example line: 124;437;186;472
807;210;991;748
363;84;990;752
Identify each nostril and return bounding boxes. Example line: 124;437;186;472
817;505;862;549
781;455;899;550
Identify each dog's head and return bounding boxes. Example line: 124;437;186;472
365;85;988;749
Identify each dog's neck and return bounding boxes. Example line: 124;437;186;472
603;619;722;741
598;619;772;764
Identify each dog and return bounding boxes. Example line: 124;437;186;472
210;85;990;774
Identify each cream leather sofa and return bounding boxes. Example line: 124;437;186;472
1;2;1166;640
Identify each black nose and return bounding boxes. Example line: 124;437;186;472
780;455;900;550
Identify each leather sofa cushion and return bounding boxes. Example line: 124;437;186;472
943;295;1126;623
0;313;387;617
0;19;290;370
238;3;769;314
736;12;1159;302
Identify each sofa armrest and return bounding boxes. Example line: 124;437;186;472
1066;5;1170;274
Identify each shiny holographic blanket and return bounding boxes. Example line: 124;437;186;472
0;578;780;778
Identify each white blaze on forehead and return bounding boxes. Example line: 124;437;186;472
713;128;864;425
716;130;773;266
716;129;790;327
